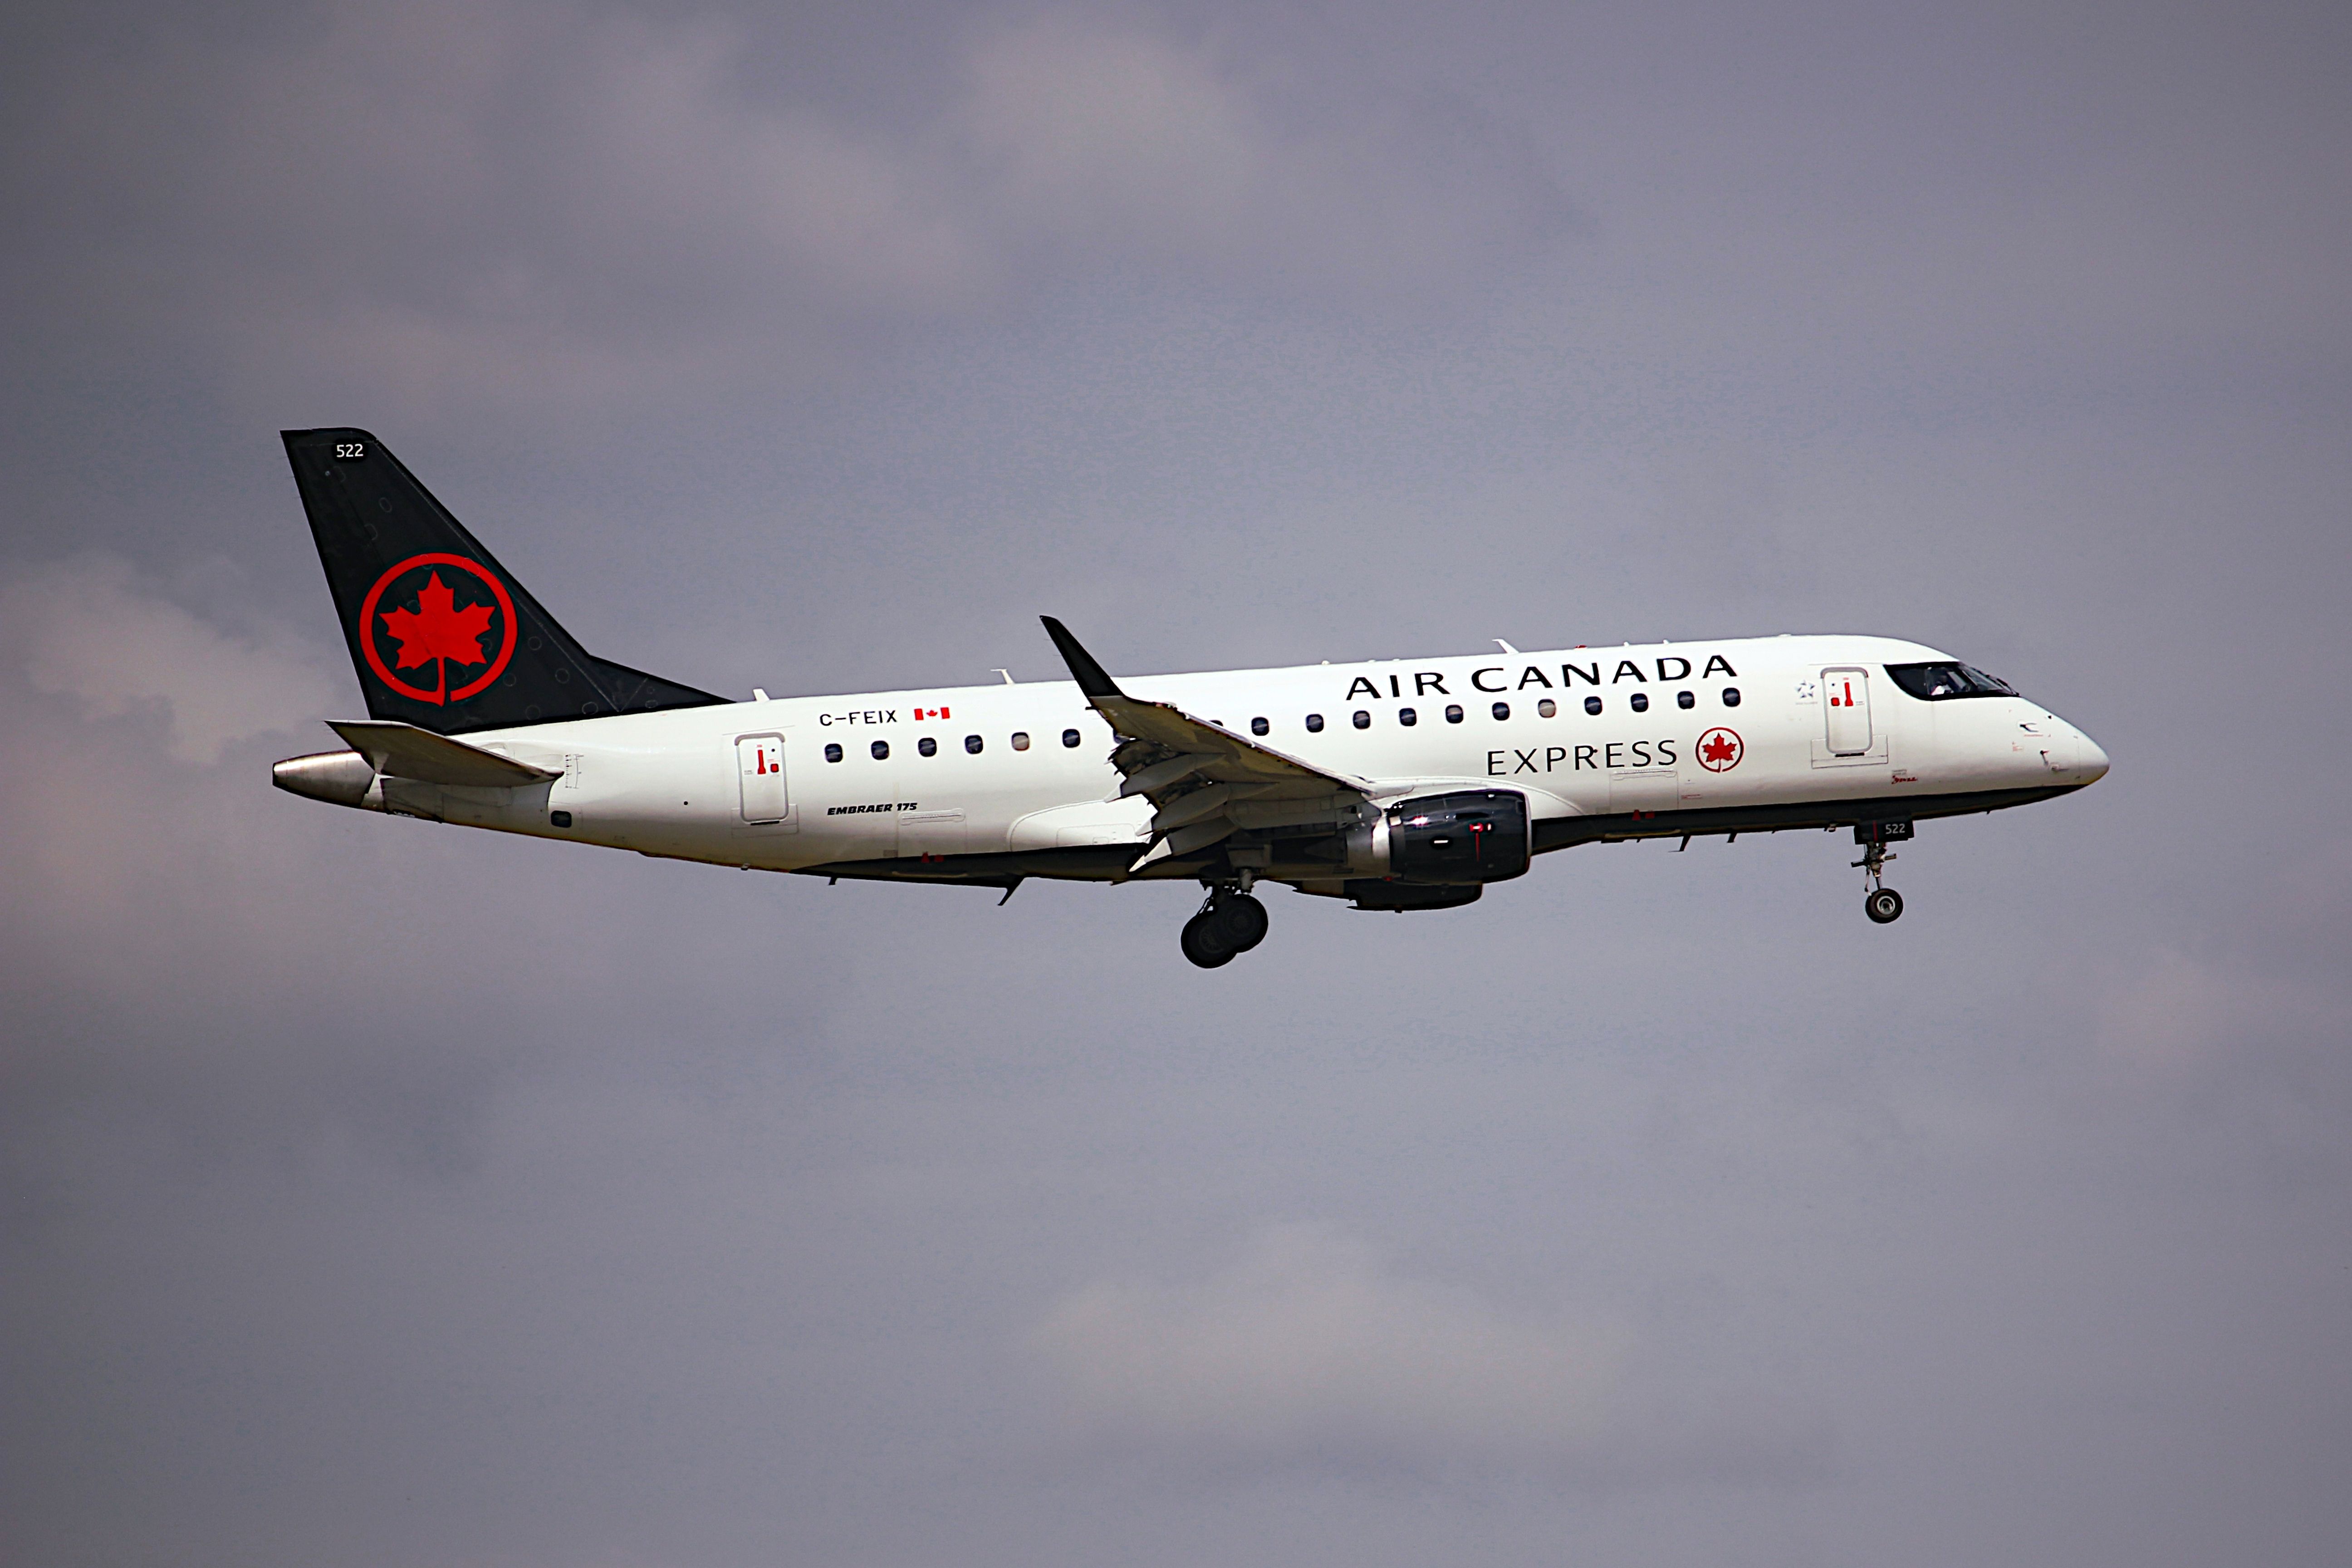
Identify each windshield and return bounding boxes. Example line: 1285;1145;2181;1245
1885;661;2019;701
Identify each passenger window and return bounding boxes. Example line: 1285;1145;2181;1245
824;743;843;763
1444;704;1464;724
1629;691;1649;712
1305;713;1325;733
1251;716;1269;735
1399;707;1418;726
1538;698;1557;718
1491;701;1510;721
965;734;984;754
918;736;937;757
1011;731;1030;751
1676;690;1694;709
1061;728;1081;748
1584;696;1603;715
1722;688;1741;708
870;740;889;760
1352;710;1371;729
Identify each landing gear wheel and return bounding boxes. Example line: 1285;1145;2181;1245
1181;912;1237;968
1181;888;1269;968
1216;893;1269;953
1852;835;1902;924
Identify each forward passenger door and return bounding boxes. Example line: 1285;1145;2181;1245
1822;667;1872;756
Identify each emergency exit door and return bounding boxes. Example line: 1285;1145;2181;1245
1822;667;1872;755
737;735;788;822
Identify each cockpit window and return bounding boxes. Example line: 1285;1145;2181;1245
1886;661;2019;700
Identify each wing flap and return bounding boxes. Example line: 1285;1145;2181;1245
1095;696;1366;795
1040;617;1373;872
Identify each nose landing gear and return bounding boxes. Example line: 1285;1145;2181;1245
1180;881;1270;968
1852;822;1908;923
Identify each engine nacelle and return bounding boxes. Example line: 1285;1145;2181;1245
1343;879;1484;911
1348;789;1531;884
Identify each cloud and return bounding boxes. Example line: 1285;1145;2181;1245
960;17;1568;291
1037;1225;1618;1472
0;554;342;764
2091;945;2352;1081
5;4;1567;419
1034;1223;1823;1485
2092;949;2240;1074
964;22;1266;255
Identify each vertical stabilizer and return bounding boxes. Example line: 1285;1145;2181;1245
282;428;722;734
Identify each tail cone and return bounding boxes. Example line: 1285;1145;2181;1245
273;749;375;808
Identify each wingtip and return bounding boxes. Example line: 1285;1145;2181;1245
1039;615;1123;700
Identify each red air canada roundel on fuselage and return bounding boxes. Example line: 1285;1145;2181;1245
1696;726;1744;772
358;553;517;706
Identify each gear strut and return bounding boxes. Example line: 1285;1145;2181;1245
1852;822;1906;924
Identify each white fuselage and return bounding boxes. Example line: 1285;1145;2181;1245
350;634;2107;881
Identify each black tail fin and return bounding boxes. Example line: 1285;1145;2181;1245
282;428;724;735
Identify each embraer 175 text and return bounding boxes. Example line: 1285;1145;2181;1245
273;429;2110;966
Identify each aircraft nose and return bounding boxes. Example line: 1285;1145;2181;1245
2073;727;2110;784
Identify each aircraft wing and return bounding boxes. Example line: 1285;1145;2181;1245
1040;617;1374;871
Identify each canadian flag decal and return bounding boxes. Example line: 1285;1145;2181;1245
914;706;951;720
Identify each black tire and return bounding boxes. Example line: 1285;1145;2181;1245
1865;887;1904;924
1215;894;1270;952
1181;913;1237;968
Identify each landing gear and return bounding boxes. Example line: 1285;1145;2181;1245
1180;910;1235;968
1852;833;1902;924
1180;885;1269;968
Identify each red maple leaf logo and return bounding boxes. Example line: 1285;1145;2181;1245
1700;732;1737;765
378;571;495;701
1697;727;1743;771
358;554;517;706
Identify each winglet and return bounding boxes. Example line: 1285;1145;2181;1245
1039;617;1124;700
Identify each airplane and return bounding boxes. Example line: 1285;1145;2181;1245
271;428;2110;966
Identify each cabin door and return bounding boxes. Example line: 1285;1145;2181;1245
736;734;789;823
1822;667;1872;756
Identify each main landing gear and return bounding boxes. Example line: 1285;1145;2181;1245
1181;880;1270;969
1853;831;1904;924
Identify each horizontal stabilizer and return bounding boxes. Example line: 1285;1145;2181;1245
327;720;561;787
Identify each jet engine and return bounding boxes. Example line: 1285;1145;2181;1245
1292;789;1532;908
1382;789;1530;882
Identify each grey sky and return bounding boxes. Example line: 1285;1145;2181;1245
3;3;2348;1564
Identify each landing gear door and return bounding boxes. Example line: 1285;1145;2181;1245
1822;666;1872;756
736;734;789;823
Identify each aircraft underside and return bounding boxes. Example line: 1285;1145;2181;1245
805;779;2081;887
796;780;2087;965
